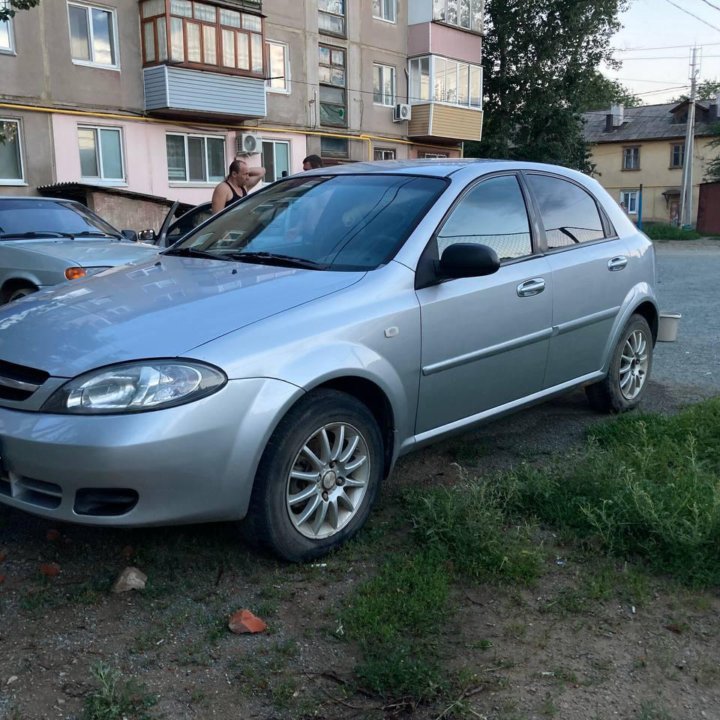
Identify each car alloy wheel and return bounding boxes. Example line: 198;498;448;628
285;421;370;540
618;327;650;401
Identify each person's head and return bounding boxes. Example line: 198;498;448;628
302;154;323;171
228;159;250;186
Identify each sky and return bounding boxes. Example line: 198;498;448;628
603;0;720;104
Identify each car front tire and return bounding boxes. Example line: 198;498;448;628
586;314;653;414
244;389;384;562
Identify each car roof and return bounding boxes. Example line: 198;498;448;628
0;196;80;205
302;158;587;180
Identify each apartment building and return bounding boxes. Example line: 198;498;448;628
583;101;720;225
0;0;484;225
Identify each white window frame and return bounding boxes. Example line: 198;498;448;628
409;55;482;109
0;118;25;185
372;0;396;23
432;0;483;33
265;40;290;94
373;63;396;107
622;146;640;171
374;148;396;160
78;125;125;183
67;2;120;70
0;0;15;54
620;190;639;215
166;132;226;184
261;139;290;182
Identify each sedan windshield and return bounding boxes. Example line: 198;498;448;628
166;174;447;271
0;199;121;239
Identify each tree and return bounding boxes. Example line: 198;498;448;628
465;0;630;170
0;0;40;23
672;80;720;104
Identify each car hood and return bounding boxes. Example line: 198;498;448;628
0;255;364;377
9;239;159;266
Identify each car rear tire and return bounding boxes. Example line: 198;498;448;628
3;284;37;303
243;389;384;562
586;314;653;414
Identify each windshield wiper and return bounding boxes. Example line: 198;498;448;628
163;246;227;260
72;231;119;239
229;251;329;270
0;231;74;239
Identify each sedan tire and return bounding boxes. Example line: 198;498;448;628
586;314;653;414
243;389;384;562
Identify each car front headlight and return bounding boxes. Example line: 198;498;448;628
42;361;227;414
65;266;112;280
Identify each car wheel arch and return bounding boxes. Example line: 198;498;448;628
1;278;39;303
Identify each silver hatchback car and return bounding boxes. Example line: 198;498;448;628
0;161;657;560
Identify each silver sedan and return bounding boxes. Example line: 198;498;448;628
0;160;657;561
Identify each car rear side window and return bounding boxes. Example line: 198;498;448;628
437;174;532;260
526;174;605;249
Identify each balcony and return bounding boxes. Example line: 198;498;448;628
143;65;266;121
408;103;483;143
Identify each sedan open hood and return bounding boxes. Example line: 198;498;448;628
0;256;363;377
9;239;159;267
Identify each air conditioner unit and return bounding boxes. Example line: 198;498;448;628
236;132;261;154
392;103;412;122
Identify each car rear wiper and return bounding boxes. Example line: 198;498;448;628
229;251;329;270
162;246;227;260
0;231;74;239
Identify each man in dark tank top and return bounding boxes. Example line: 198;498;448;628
211;159;266;214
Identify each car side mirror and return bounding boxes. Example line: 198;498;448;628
138;229;156;244
437;243;500;279
121;229;139;242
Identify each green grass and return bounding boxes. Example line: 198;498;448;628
643;222;704;240
82;663;156;720
501;398;720;586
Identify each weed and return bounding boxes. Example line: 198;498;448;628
635;701;672;720
644;223;703;241
501;399;720;586
82;663;156;720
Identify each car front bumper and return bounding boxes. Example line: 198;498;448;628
0;377;301;526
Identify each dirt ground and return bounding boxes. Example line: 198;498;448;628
2;380;720;720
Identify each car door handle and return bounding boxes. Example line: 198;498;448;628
608;256;628;271
516;278;545;297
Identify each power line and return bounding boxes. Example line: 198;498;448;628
662;0;720;32
620;54;720;60
698;0;720;13
613;41;720;52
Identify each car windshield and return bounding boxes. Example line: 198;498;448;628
0;199;121;239
167;174;447;270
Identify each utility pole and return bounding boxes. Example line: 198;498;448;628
680;47;699;229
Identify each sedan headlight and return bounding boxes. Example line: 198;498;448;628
42;361;227;414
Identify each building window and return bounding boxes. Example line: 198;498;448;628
374;148;396;160
166;133;226;183
0;0;14;53
68;2;118;68
321;137;348;158
670;143;684;169
319;44;346;127
622;146;640;170
373;64;396;106
422;152;448;158
266;40;289;93
140;0;264;76
318;0;345;36
409;56;482;108
78;126;125;181
372;0;396;23
261;140;289;182
0;119;24;183
620;190;639;215
432;0;483;33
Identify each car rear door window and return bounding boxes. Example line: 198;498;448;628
526;174;606;249
437;175;532;261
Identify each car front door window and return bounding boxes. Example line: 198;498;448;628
414;174;553;434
